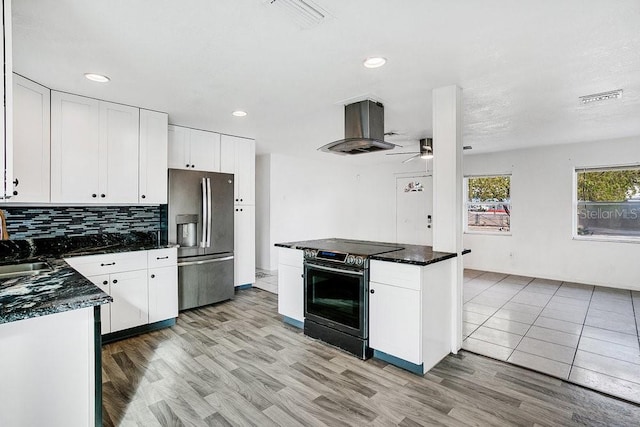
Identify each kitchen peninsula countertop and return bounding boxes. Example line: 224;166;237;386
275;238;470;266
0;232;174;325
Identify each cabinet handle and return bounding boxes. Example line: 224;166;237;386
12;178;19;187
150;274;155;279
240;199;243;202
92;194;97;198
235;198;239;202
191;165;195;168
240;208;243;212
186;164;190;167
102;280;108;285
141;194;146;199
112;279;118;284
156;256;169;260
12;191;18;196
100;262;116;267
100;194;106;198
370;289;375;294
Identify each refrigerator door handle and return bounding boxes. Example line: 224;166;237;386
206;177;212;248
177;255;234;267
201;178;208;248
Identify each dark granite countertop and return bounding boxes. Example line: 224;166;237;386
275;238;470;266
0;232;175;325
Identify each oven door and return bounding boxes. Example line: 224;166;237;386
304;261;368;339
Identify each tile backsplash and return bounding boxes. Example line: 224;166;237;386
1;205;164;240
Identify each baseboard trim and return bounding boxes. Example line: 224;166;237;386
235;284;253;290
282;316;304;329
373;349;424;375
102;318;176;344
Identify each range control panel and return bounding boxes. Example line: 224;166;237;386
303;249;365;267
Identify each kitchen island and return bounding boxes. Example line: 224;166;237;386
275;238;467;374
0;232;175;427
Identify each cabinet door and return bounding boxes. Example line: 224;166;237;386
139;109;168;203
148;265;178;323
109;269;149;332
277;263;304;322
369;281;422;364
189;129;220;172
168;125;189;170
11;74;50;202
220;134;236;174
51;91;100;203
0;2;11;201
88;275;111;334
99;101;139;203
236;138;255;204
234;205;255;287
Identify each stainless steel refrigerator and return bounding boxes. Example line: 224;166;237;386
168;169;234;310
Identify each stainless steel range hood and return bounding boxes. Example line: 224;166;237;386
319;100;395;155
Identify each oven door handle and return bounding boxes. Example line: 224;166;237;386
305;263;364;276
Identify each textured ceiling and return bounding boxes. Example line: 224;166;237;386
12;0;640;161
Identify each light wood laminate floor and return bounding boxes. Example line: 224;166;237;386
102;288;640;426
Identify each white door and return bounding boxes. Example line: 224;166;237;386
11;74;50;202
396;176;433;245
234;205;255;286
189;129;220;172
277;263;304;322
168;125;189;170
220;134;236;174
109;269;149;332
99;101;139;203
139;109;168;203
236;138;255;204
148;266;178;323
51;91;100;203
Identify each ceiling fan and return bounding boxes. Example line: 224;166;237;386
386;138;472;163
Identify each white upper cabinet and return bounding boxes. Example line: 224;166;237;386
221;135;255;205
0;0;12;201
51;91;101;203
11;74;50;203
51;92;140;203
139;109;169;203
168;125;220;172
99;101;139;203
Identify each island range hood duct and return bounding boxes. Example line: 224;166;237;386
319;100;395;155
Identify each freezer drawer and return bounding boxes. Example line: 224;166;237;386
178;255;234;310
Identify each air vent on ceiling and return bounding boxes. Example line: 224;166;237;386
263;0;326;29
579;89;623;104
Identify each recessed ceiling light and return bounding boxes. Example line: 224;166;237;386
579;89;623;104
232;110;247;117
84;73;110;83
363;57;387;69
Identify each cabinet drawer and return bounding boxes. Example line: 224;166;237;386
66;251;147;276
370;260;421;290
148;248;177;268
278;247;302;268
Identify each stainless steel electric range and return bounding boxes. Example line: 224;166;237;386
302;239;403;359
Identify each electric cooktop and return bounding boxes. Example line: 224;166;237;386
299;238;403;257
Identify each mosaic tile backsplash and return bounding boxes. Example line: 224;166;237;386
1;206;164;239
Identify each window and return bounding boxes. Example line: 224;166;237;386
465;175;511;233
576;166;640;239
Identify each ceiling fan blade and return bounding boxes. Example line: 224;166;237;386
385;151;420;156
401;154;421;164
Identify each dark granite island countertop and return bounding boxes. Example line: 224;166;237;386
275;238;469;266
0;232;176;325
0;257;112;324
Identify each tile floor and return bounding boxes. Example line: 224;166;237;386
463;269;640;404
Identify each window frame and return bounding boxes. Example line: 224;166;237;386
464;174;512;236
573;164;640;243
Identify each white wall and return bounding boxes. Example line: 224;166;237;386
463;136;640;291
261;153;425;270
255;154;271;270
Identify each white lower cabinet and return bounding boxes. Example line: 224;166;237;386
277;247;304;323
369;258;454;373
369;281;421;364
66;248;178;336
109;269;149;332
